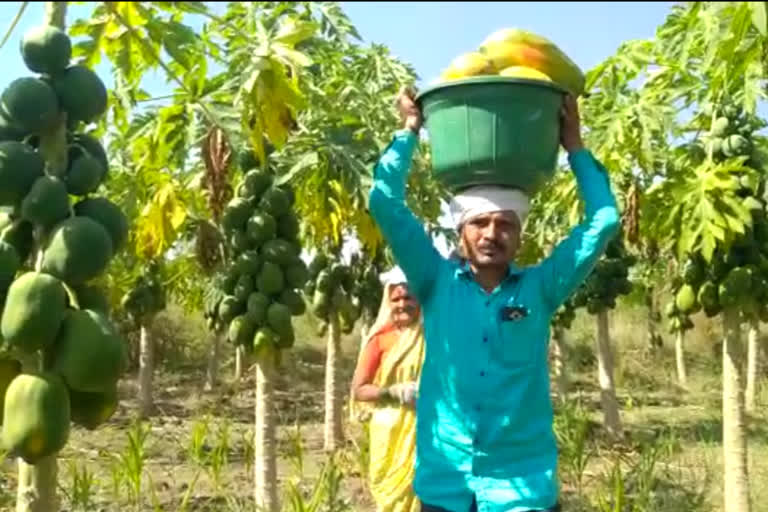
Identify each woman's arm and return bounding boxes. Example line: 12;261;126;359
351;336;386;402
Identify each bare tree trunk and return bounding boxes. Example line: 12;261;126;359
746;319;760;414
324;314;343;451
204;332;221;392
675;330;687;387
138;323;154;418
646;290;662;350
596;311;622;440
254;356;278;512
551;327;568;403
16;4;69;510
234;345;243;381
722;309;751;512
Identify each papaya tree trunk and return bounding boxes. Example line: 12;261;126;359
745;318;760;414
324;313;343;451
16;457;58;512
722;309;751;512
234;345;243;382
551;327;568;403
596;311;622;440
138;322;154;418
646;290;662;350
16;4;67;512
204;331;221;392
254;355;278;512
675;330;687;387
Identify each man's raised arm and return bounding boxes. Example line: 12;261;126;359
368;89;443;302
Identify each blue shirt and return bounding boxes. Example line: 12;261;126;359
368;129;620;512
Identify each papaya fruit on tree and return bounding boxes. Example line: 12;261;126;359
0;26;128;460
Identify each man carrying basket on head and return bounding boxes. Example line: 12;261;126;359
367;87;620;512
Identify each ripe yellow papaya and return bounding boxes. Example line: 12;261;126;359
440;52;495;81
479;28;585;95
498;65;552;82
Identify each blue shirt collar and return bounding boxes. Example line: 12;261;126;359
453;258;524;283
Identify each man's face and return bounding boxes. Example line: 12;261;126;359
459;210;521;268
389;284;420;328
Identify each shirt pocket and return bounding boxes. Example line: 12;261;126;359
493;303;537;368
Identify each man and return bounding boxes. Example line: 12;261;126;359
368;88;620;512
350;267;426;512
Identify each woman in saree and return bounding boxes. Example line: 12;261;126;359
350;267;425;512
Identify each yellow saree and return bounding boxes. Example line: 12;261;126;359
351;281;425;512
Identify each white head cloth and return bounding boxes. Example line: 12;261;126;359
449;185;531;230
379;266;407;286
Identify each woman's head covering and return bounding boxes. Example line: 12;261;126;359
449;185;530;230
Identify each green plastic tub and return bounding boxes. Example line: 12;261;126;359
415;76;567;195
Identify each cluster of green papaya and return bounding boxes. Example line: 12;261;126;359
203;166;309;355
304;254;361;336
348;257;384;326
570;237;635;315
667;102;768;327
0;26;128;464
121;263;166;322
552;299;577;330
702;101;762;165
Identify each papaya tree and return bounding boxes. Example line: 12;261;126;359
639;3;768;509
303;252;360;451
0;3;130;511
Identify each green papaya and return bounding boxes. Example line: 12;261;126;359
218;296;243;324
279;289;305;316
277;213;300;240
266;303;292;339
261;239;297;266
229;314;257;346
675;285;697;314
20;176;70;228
51;65;107;123
0;141;45;207
246;292;270;324
0;358;21;424
1;272;66;353
221;198;252;232
70;133;108;172
0;241;19;292
73;284;111;315
230;230;250;255
1;372;70;463
41;217;114;285
308;254;328;279
68;384;118;430
256;261;284;296
711;117;729;137
246;212;276;245
243;169;273;201
65;154;104;196
253;327;277;353
285;260;309;289
723;134;750;157
49;309;127;393
235;250;260;276
233;274;254;302
260;187;290;218
0;77;59;133
73;197;129;252
21;25;72;75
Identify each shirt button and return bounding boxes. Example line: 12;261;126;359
483;336;488;343
480;371;485;377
